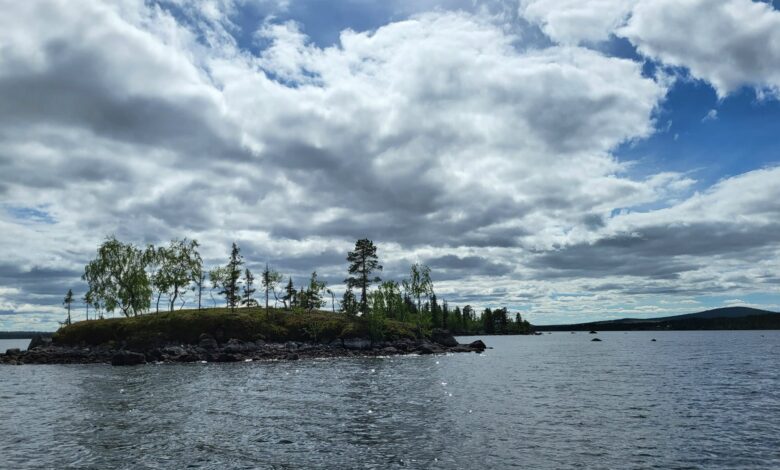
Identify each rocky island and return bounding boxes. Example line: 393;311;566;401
0;308;487;366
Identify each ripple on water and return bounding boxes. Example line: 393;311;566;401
1;332;780;469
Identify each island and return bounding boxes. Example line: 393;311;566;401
0;307;489;365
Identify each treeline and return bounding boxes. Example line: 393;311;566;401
538;313;780;331
64;236;532;335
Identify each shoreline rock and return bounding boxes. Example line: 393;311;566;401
1;330;487;366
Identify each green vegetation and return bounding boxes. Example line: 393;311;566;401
62;236;534;345
53;307;417;348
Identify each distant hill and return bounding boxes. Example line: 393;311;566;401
0;331;53;339
537;306;780;331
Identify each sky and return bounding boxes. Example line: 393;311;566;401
1;0;780;329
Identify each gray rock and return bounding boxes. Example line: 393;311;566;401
468;340;487;351
430;329;458;347
198;333;218;350
224;339;258;354
111;351;146;366
343;338;372;350
416;344;435;355
28;334;52;350
5;348;21;356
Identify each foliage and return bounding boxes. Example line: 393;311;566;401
63;289;73;326
345;238;382;313
241;268;258;307
261;264;283;313
82;236;152;317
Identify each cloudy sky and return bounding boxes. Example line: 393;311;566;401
1;0;780;329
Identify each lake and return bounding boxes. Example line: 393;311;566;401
1;331;779;469
0;338;32;352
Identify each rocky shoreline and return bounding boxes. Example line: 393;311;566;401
1;331;487;366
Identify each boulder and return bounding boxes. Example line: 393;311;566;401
198;333;218;350
591;338;602;342
468;340;487;351
416;343;435;355
224;339;258;354
28;334;52;350
111;351;146;366
589;330;598;334
343;338;372;350
430;329;459;347
5;348;21;356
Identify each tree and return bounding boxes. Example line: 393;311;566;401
340;289;359;316
326;288;336;312
305;271;326;312
208;266;227;307
221;242;243;312
261;264;282;314
345;239;382;314
82;236;152;317
403;262;433;334
281;277;296;309
63;289;73;326
482;308;494;334
145;245;166;313
157;238;201;312
241;268;258;307
83;291;92;321
191;250;205;310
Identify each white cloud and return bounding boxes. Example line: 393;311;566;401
0;1;778;328
519;0;637;44
520;0;780;99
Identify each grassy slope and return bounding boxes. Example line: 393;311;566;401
52;307;418;348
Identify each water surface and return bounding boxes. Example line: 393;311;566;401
1;331;779;469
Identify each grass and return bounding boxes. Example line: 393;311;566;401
52;307;418;348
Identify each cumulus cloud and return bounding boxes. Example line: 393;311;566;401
0;1;778;328
520;0;780;99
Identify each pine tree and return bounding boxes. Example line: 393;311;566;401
345;239;382;314
340;289;359;316
282;277;296;309
261;264;282;314
63;289;73;326
220;242;243;312
241;268;258;307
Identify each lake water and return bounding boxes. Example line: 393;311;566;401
1;331;779;469
0;338;31;352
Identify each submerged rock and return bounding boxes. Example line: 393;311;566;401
111;351;146;366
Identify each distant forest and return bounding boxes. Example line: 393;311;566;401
538;314;780;331
59;236;532;336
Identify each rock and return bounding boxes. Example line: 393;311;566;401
381;346;399;355
5;348;21;356
285;353;299;361
215;353;239;362
416;344;435;355
111;351;146;366
591;338;602;342
198;333;218;350
468;340;487;351
284;341;299;350
589;330;598;334
343;338;372;350
28;334;52;350
430;329;458;347
651;339;657;342
224;339;258;354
